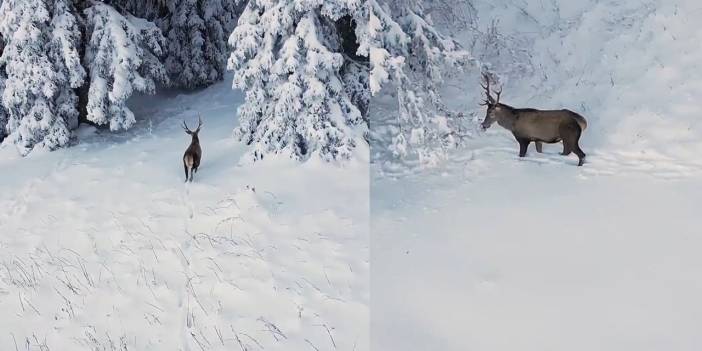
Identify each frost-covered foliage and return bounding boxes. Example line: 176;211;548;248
83;3;168;131
0;0;85;154
423;0;478;34
0;72;7;142
228;0;368;162
366;0;473;166
0;38;6;141
114;0;167;19
161;0;240;88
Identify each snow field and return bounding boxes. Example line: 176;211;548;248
0;78;369;350
371;0;702;349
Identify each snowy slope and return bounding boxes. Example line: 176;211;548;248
0;76;369;350
453;0;702;166
372;153;702;351
371;0;702;350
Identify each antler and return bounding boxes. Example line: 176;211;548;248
182;115;203;133
479;72;503;106
195;113;203;132
494;86;502;105
480;72;495;105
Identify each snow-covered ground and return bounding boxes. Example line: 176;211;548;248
0;77;368;350
372;139;702;351
371;0;702;350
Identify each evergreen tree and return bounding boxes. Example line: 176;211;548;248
366;0;473;166
82;3;168;131
0;68;7;144
161;0;239;88
111;0;167;20
0;0;85;154
228;0;368;161
0;37;7;142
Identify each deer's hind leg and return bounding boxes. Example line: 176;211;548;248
184;164;190;182
560;122;585;166
573;142;586;166
561;141;572;156
535;141;543;153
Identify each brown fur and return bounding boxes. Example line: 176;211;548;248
182;117;203;182
482;104;587;166
478;73;587;166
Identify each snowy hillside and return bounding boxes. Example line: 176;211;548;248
372;0;702;350
0;76;369;350
456;0;702;167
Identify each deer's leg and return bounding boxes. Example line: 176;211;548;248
573;141;586;166
561;141;572;156
517;138;530;157
562;122;585;166
535;141;543;153
184;164;189;182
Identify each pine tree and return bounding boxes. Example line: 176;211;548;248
0;37;7;142
112;0;168;19
365;0;473;166
82;3;168;131
0;69;7;144
160;0;239;88
228;0;368;161
0;0;85;154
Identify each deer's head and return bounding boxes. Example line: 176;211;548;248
182;115;203;142
479;73;504;130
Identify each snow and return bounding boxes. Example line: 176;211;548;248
371;0;702;349
0;75;368;350
372;155;702;350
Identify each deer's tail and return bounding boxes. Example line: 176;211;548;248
184;155;194;181
574;113;588;131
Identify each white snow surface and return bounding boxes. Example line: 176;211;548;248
372;0;702;350
0;76;369;350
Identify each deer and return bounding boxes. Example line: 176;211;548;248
479;73;588;166
182;115;203;182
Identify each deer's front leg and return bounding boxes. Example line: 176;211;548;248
517;138;530;157
535;141;543;153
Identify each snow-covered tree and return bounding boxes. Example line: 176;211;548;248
0;71;7;144
0;37;7;142
365;0;473;166
83;3;168;131
228;0;368;162
113;0;168;19
0;0;85;154
160;0;240;88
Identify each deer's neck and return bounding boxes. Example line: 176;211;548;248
496;107;518;131
191;135;200;145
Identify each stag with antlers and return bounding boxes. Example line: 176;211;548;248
182;115;203;182
479;73;588;166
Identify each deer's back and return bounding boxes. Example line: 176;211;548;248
183;143;202;165
514;109;586;142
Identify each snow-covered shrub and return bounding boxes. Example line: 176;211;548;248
83;3;168;131
365;0;473;166
0;38;6;142
0;0;85;154
228;0;368;162
160;0;240;88
423;0;478;34
0;71;7;142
